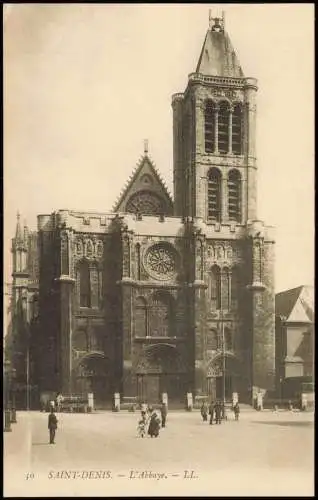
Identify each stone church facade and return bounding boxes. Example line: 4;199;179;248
10;16;275;407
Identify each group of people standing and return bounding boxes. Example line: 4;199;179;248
200;400;240;424
137;402;167;438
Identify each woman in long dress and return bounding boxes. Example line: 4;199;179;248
147;408;161;438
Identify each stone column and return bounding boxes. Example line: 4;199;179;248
55;276;76;394
246;222;275;403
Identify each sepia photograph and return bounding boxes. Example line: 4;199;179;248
3;3;314;497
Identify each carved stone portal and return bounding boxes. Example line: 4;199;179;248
136;344;186;374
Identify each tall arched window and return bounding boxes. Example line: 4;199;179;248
210;265;221;310
90;262;100;308
150;291;174;337
224;327;233;350
228;169;241;222
218;101;230;154
135;296;147;337
78;260;91;307
73;329;88;351
232;103;243;155
207;328;218;350
207;168;222;221
205;100;216;153
223;267;231;310
231;266;240;310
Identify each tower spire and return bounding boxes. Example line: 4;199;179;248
15;211;23;244
144;138;149;155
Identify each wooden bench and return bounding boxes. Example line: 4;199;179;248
59;394;90;413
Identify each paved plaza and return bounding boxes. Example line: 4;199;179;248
4;409;314;497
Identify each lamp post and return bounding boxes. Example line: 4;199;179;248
219;308;226;420
11;368;17;423
4;360;12;432
21;291;30;411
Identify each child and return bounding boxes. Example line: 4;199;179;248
137;410;148;438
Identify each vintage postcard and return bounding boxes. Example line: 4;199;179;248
3;4;314;497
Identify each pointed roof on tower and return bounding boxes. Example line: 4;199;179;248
195;12;244;78
14;211;24;245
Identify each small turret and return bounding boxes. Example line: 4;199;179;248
12;212;28;274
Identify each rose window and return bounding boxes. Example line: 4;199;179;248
126;191;164;215
145;243;177;280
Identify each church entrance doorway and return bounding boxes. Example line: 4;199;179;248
75;353;110;408
206;354;241;402
136;344;187;404
215;375;233;400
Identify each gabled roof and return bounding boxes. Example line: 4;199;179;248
276;285;314;323
195;24;244;78
112;154;173;215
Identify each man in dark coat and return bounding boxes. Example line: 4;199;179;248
215;401;222;424
48;408;58;444
160;402;167;428
233;402;240;421
209;401;215;425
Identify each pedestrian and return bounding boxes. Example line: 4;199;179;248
215;401;222;424
200;401;208;422
56;393;63;413
208;400;215;425
140;401;147;413
147;408;160;438
137;410;148;438
48;407;58;444
233;402;240;421
160;402;168;428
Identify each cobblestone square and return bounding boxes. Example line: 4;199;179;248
4;409;314;497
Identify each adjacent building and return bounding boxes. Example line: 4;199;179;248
275;285;314;401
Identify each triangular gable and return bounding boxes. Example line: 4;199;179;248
113;154;174;215
275;286;303;319
288;295;312;323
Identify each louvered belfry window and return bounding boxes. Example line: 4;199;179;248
232;103;243;155
208;168;222;221
205;100;215;153
218;101;230;154
228;169;241;222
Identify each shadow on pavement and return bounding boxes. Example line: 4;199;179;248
252;421;313;428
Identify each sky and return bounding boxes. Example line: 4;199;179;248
3;3;315;296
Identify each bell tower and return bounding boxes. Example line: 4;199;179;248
172;13;258;225
172;13;276;404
